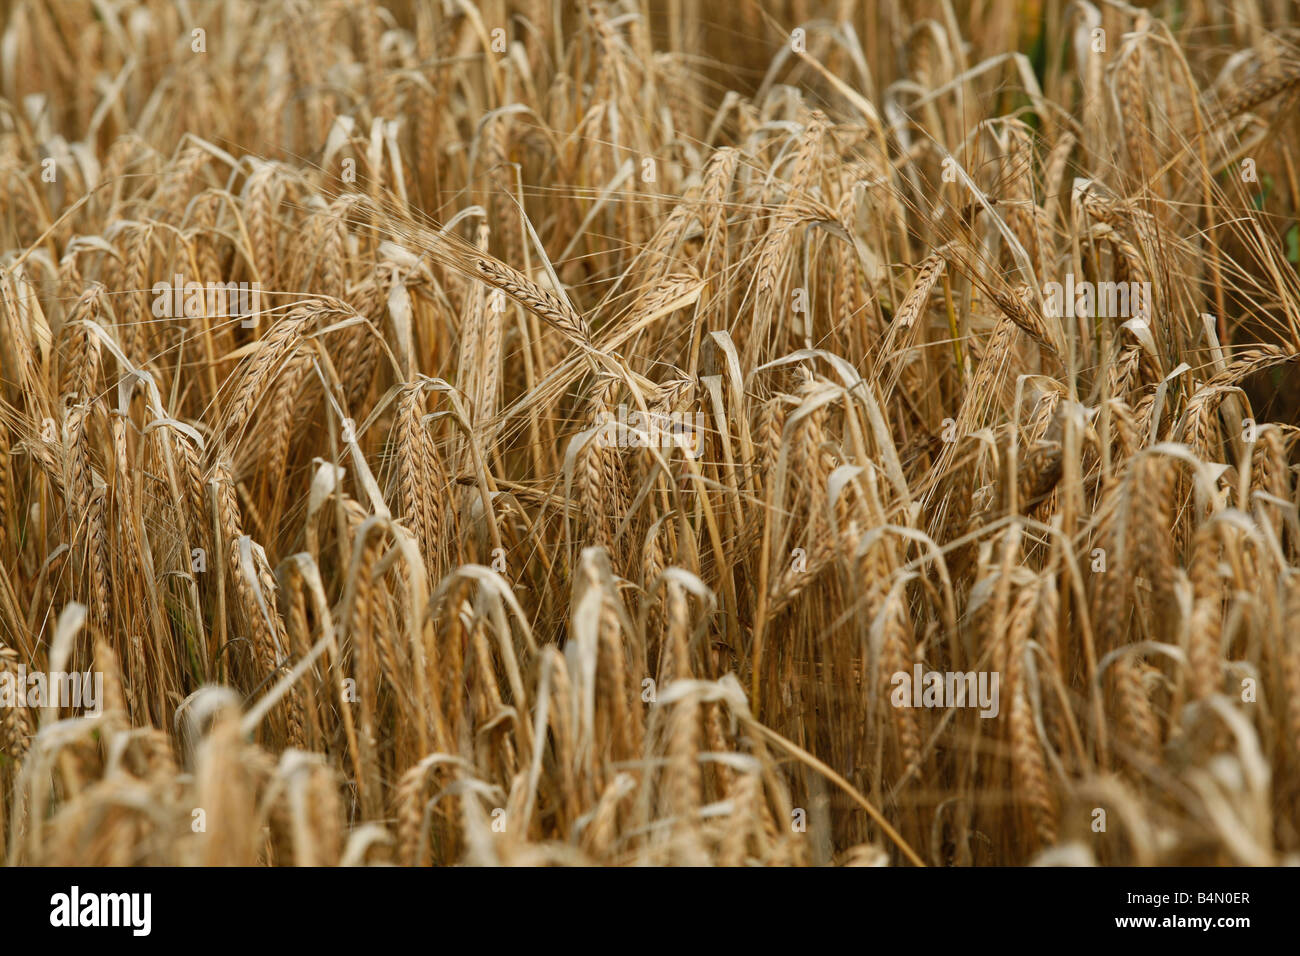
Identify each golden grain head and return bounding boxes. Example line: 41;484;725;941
0;0;1298;872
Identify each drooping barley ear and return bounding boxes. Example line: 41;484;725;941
1113;655;1160;770
63;404;111;635
392;385;447;575
338;270;387;416
696;692;729;790
660;687;706;863
1103;398;1142;472
751;394;788;505
1115;30;1152;181
1128;454;1177;614
316;199;353;302
879;589;921;780
1212;60;1300;124
0;643;33;761
790;376;835;527
250;541;290;678
1186;522;1224;701
546;646;582;818
210;458;255;681
413;38;445;206
279;562;320;748
1006;581;1057;851
257;345;313;495
281;672;308;750
632;200;696;300
118;222;155;364
394;755;454;866
286;5;329;146
1074;180;1157;251
303;759;345;866
465;610;514;775
576;383;626;557
1283;576;1300;772
640;524;668;648
1002;123;1042;273
765;525;859;620
356;0;393;122
455;223;500;435
221;308;314;453
598;591;637;766
1017;437;1063;516
1251;426;1292;526
1040;132;1076;226
1206;346;1292;391
109;410;149;717
169;426;209;551
1107;340;1146;398
583;772;632;862
346;506;407;697
1091;521;1130;681
752;213;804;331
341;506;387;820
191;192;235;354
936;318;1020;544
788;112;827;199
244;164;282;291
57;246;86;309
57;285;104;404
1034;573;1071;766
92;638;129;730
962;315;1017;425
1103;224;1151;306
699;147;739;289
471;255;592;347
657;578;690;686
154;145;208;219
0;268;48;416
480;116;523;267
193;710;265;865
394;761;428;866
894;253;945;332
718;768;760;865
988;284;1059;359
0;418;9;554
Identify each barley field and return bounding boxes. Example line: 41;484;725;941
0;0;1298;867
